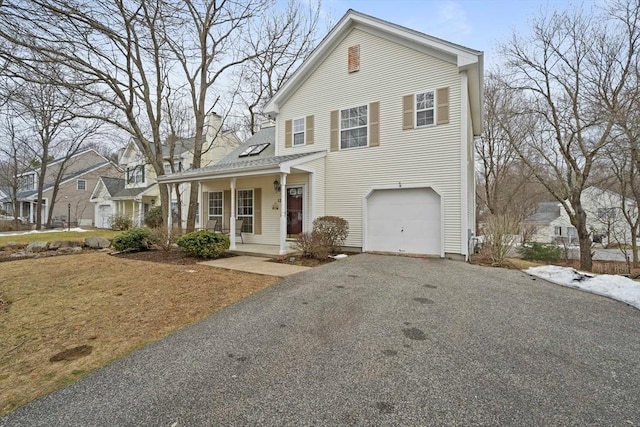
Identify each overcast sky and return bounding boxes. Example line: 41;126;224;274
317;0;598;67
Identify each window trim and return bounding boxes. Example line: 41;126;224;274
19;173;35;190
339;104;369;150
208;190;224;226
127;165;145;185
76;179;87;191
292;117;305;146
415;90;436;128
236;188;254;234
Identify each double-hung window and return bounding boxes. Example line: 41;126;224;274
293;118;305;146
77;179;86;191
208;191;223;225
19;174;35;190
416;91;435;127
127;166;145;184
340;105;368;149
237;189;254;233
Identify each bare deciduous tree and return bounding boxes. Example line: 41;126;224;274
476;72;545;226
500;2;640;270
161;0;269;232
6;77;101;229
237;0;321;135
0;107;32;228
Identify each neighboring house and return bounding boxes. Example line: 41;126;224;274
526;187;638;245
0;149;121;227
526;202;576;244
158;10;484;259
91;113;240;229
0;186;10;214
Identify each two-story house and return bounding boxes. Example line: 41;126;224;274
0;149;121;227
91;113;240;228
158;10;484;259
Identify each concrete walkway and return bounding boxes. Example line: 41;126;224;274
199;255;310;277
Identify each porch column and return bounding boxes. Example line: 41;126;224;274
198;182;202;229
230;178;237;250
279;173;288;255
138;200;143;227
166;184;173;231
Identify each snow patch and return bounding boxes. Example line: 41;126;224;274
525;265;640;310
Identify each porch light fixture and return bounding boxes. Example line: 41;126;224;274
273;179;281;193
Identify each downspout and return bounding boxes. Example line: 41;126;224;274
460;70;470;260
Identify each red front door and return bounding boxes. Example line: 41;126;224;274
287;187;303;236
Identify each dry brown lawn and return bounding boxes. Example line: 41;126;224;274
0;251;278;415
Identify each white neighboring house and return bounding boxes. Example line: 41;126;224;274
526;202;576;244
159;9;484;259
526;187;638;245
91;113;240;229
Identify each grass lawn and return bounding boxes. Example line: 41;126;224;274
0;251;278;416
0;229;121;246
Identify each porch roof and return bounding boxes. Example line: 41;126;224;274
111;183;158;201
157;150;326;184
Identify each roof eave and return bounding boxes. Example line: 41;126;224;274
158;151;327;184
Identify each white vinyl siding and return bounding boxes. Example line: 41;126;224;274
276;28;466;254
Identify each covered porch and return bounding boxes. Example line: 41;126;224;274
159;151;326;255
112;188;159;228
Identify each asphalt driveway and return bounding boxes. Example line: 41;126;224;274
2;254;640;426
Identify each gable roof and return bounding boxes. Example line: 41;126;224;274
263;9;484;134
158;126;325;183
13;161;118;201
92;175;156;200
100;176;126;197
526;202;562;224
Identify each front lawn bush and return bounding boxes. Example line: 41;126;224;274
111;214;132;231
517;242;562;262
113;228;153;252
177;230;230;258
144;206;163;229
482;214;520;266
293;231;331;259
312;216;349;253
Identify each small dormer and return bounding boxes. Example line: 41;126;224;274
18;173;36;191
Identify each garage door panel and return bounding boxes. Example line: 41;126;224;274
97;205;112;229
366;188;441;256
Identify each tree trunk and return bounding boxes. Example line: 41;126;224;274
185;182;198;233
158;182;170;229
572;203;593;271
174;185;183;233
631;228;638;267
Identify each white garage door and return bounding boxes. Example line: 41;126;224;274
366;188;441;256
96;205;112;229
